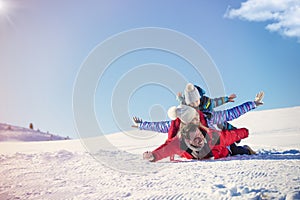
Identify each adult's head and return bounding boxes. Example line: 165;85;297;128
184;83;201;108
167;105;199;125
180;123;206;148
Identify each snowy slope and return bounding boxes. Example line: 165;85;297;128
0;123;70;142
0;107;300;199
230;106;300;150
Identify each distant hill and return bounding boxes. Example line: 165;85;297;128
0;123;70;142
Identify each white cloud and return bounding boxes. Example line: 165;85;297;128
225;0;300;42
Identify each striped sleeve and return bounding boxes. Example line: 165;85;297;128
138;121;171;133
208;101;256;126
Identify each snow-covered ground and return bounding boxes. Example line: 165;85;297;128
0;106;300;199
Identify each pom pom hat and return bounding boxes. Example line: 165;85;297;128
167;105;197;124
184;83;200;105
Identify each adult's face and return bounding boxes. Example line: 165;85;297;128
186;128;205;148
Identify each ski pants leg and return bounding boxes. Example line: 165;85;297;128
230;143;250;155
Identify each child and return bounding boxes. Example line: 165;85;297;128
133;84;264;135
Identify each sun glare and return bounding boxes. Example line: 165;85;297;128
0;1;6;13
0;0;16;29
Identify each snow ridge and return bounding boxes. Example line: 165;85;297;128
0;123;69;141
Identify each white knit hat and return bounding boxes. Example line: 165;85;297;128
167;105;197;124
184;83;200;105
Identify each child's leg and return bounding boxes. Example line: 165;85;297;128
219;122;241;143
230;143;250;155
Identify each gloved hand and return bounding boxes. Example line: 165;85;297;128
131;116;143;128
143;151;155;162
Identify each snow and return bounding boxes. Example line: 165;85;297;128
0;107;300;199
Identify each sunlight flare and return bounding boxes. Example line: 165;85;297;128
0;0;5;12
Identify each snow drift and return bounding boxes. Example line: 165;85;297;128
0;106;299;199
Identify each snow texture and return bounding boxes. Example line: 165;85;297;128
0;106;300;199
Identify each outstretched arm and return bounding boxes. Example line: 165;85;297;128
132;117;171;133
176;92;186;105
199;95;234;111
208;101;256;127
143;137;185;162
210;94;236;109
207;91;264;126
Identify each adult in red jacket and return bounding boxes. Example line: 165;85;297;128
143;105;249;162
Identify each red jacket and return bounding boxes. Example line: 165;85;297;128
152;110;249;161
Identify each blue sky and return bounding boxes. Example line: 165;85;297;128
1;0;300;138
